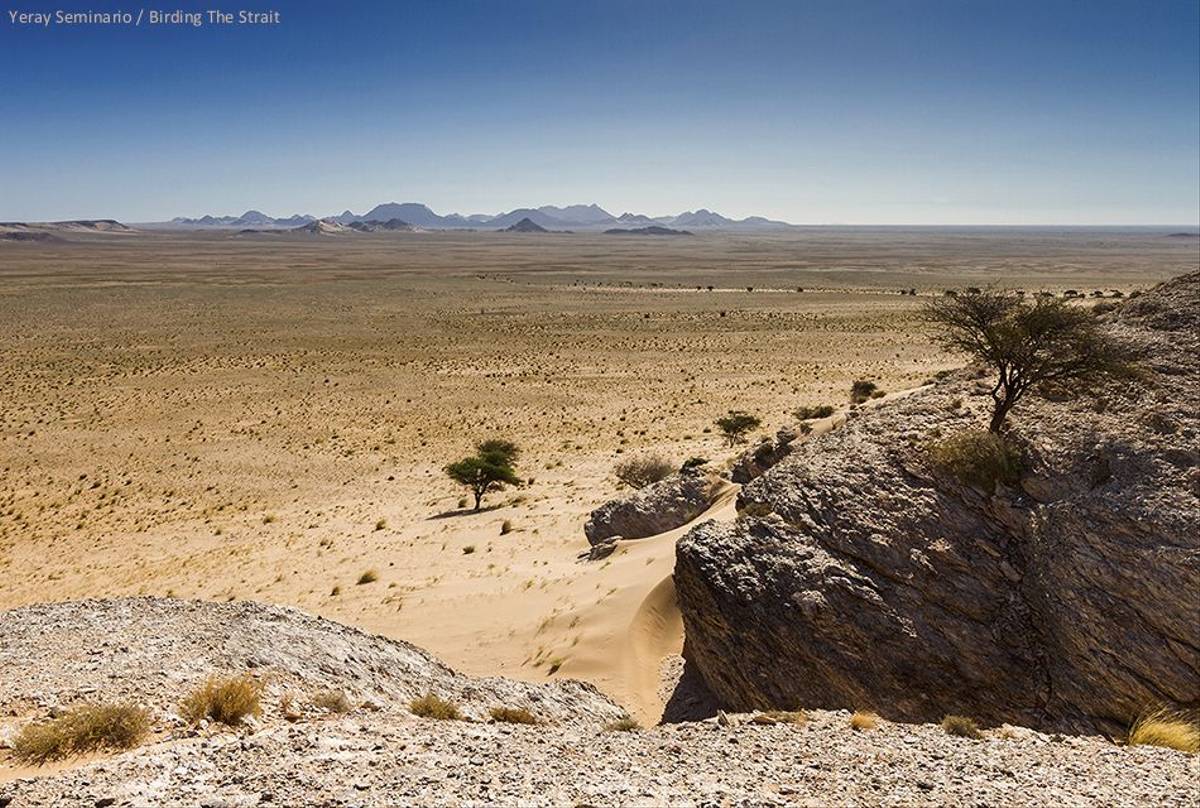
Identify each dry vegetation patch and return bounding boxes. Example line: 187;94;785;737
409;693;463;721
1128;708;1200;753
488;706;539;725
180;674;263;726
12;702;150;764
613;455;676;489
941;714;983;740
850;711;879;731
310;689;353;714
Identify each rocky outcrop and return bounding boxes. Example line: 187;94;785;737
729;425;803;484
0;597;623;725
675;273;1200;735
584;468;721;546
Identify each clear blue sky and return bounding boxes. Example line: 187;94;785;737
2;0;1197;224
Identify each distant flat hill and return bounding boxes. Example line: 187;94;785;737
0;220;133;241
603;225;693;236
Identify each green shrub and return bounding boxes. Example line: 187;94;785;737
850;380;878;404
928;430;1024;492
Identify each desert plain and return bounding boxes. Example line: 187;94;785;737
1;226;1196;731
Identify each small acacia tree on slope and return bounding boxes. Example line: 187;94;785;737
925;290;1135;433
445;439;521;511
715;411;762;447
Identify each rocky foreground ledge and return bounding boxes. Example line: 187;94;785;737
675;272;1200;736
1;599;1196;807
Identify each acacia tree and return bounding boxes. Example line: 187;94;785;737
715;411;761;446
445;439;521;511
925;290;1135;433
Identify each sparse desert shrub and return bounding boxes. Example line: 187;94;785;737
1127;708;1200;753
463;544;476;554
850;711;879;731
489;706;539;725
12;702;150;764
614;454;675;489
330;585;341;596
715;411;762;446
928;429;1025;492
941;714;983;739
374;518;387;531
310;689;353;714
605;716;641;732
681;456;709;470
794;404;835;420
409;693;463;721
850;380;878;404
357;569;378;585
181;674;263;726
500;519;513;535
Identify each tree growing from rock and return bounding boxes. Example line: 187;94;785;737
445;439;521;511
715;411;761;446
925;290;1135;432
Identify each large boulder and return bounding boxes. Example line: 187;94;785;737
585;468;721;545
675;273;1200;735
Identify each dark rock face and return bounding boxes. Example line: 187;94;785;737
729;426;802;484
675;273;1200;734
585;469;720;546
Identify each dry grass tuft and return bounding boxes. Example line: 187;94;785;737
409;693;463;721
941;714;983;739
180;674;263;726
604;716;641;732
850;710;879;731
1128;708;1200;753
310;689;353;714
12;702;150;764
357;569;378;585
488;706;539;725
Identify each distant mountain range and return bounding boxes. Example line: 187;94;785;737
154;203;794;231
